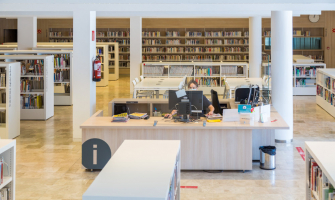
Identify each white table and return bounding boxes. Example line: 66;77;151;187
225;78;271;99
134;77;184;99
83;140;181;200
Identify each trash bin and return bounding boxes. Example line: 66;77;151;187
259;146;276;170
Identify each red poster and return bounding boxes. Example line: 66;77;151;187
332;28;335;33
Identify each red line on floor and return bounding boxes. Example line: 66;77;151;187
180;186;198;189
296;147;305;161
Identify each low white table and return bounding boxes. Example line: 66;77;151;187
225;78;271;98
83;140;181;200
134;77;184;99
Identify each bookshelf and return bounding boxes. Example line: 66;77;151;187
97;42;120;81
262;27;325;63
0;140;16;200
0;55;54;120
305;142;335;200
142;28;249;63
48;28;73;42
0;63;20;139
96;44;109;86
82;140;180;200
294;63;326;95
0;50;73;106
96;29;129;75
142;62;248;94
316;69;335;118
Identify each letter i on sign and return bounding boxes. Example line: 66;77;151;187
93;144;97;165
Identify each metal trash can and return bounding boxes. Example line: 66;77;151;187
259;146;276;170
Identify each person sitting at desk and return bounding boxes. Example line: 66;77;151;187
165;80;215;118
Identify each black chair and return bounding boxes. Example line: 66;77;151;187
211;89;226;114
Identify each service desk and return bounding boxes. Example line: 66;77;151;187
81;104;289;171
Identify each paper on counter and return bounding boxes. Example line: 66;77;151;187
222;109;239;122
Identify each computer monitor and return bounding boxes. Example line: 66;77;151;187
235;85;259;104
168;90;203;113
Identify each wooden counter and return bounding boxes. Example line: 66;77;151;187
81;104;289;171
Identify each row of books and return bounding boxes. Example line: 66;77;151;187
109;54;115;59
142;39;163;45
119;47;129;53
54;54;70;68
204;39;223;45
20;78;44;92
317;85;324;97
20;94;43;109
185;31;202;37
54;69;70;82
295;78;315;87
142;55;182;61
308;158;335;200
0;74;5;87
169;66;193;76
166;31;180;37
49;39;73;42
119;55;130;60
142;47;184;53
166;39;181;45
107;31;130;37
186;40;200;45
308;55;323;60
0;111;5;124
96;48;103;56
97;39;130;45
120;62;130;68
142;55;248;62
194;67;220;76
167;161;179;200
49;31;63;37
293;37;321;49
0;91;5;104
221;66;244;76
295;67;319;77
142;31;160;37
97;55;103;63
324;90;333;105
325;76;331;89
195;77;220;87
143;66;165;76
21;60;44;76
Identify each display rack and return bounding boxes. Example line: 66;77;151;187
262;27;325;63
0;55;54;120
96;44;109;86
316;69;335;118
97;42;120;80
0;50;73;105
141;28;249;63
0;140;16;200
142;62;248;94
305;142;335;200
0;63;20;139
294;63;326;95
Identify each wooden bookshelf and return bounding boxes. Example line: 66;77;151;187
0;50;73;106
142;62;248;94
0;63;20;139
96;44;109;86
97;42;120;81
48;28;73;42
0;55;54;120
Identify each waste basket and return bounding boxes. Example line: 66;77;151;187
259;146;276;170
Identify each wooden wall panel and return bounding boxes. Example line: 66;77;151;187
263;14;325;28
324;11;333;68
96;18;130;28
142;18;249;28
0;18;17;44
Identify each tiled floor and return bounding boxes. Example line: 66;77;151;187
16;76;335;200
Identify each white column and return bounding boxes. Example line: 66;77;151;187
271;11;293;143
73;11;96;139
17;17;37;50
249;16;262;78
130;16;142;94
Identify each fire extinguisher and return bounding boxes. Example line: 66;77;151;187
93;56;101;82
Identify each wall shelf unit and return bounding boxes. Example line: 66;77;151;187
0;50;73;105
305;142;335;200
0;55;54;120
142;62;248;94
0;63;20;139
96;44;109;86
316;69;335;118
48;28;73;42
0;140;16;200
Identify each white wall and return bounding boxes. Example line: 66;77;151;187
129;16;142;94
17;17;37;50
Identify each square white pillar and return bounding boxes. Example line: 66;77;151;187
249;16;262;78
17;17;37;50
271;11;293;143
73;11;96;139
130;16;142;94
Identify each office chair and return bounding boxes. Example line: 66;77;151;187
211;89;225;114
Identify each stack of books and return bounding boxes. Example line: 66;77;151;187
207;114;222;120
112;113;129;122
129;113;148;119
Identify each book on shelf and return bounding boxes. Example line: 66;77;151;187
20;60;44;76
264;31;271;36
224;31;242;37
166;39;181;45
54;69;70;82
317;85;324;97
0;91;5;104
20;94;43;109
195;66;219;76
293;30;302;36
20;78;44;92
0;74;5;87
54;54;70;68
107;31;130;37
185;31;202;37
195;77;220;87
185;47;203;53
166;31;180;37
142;39;162;45
186;39;200;45
112;113;129;122
142;31;160;37
205;31;223;37
205;39;222;45
0;111;5;123
169;66;193;76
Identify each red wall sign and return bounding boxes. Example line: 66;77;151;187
37;29;42;34
332;28;335;33
92;30;95;41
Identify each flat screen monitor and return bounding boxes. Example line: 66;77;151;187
168;90;203;113
235;85;259;103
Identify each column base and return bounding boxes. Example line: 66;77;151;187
275;139;293;143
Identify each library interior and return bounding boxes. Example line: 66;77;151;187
0;1;335;199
